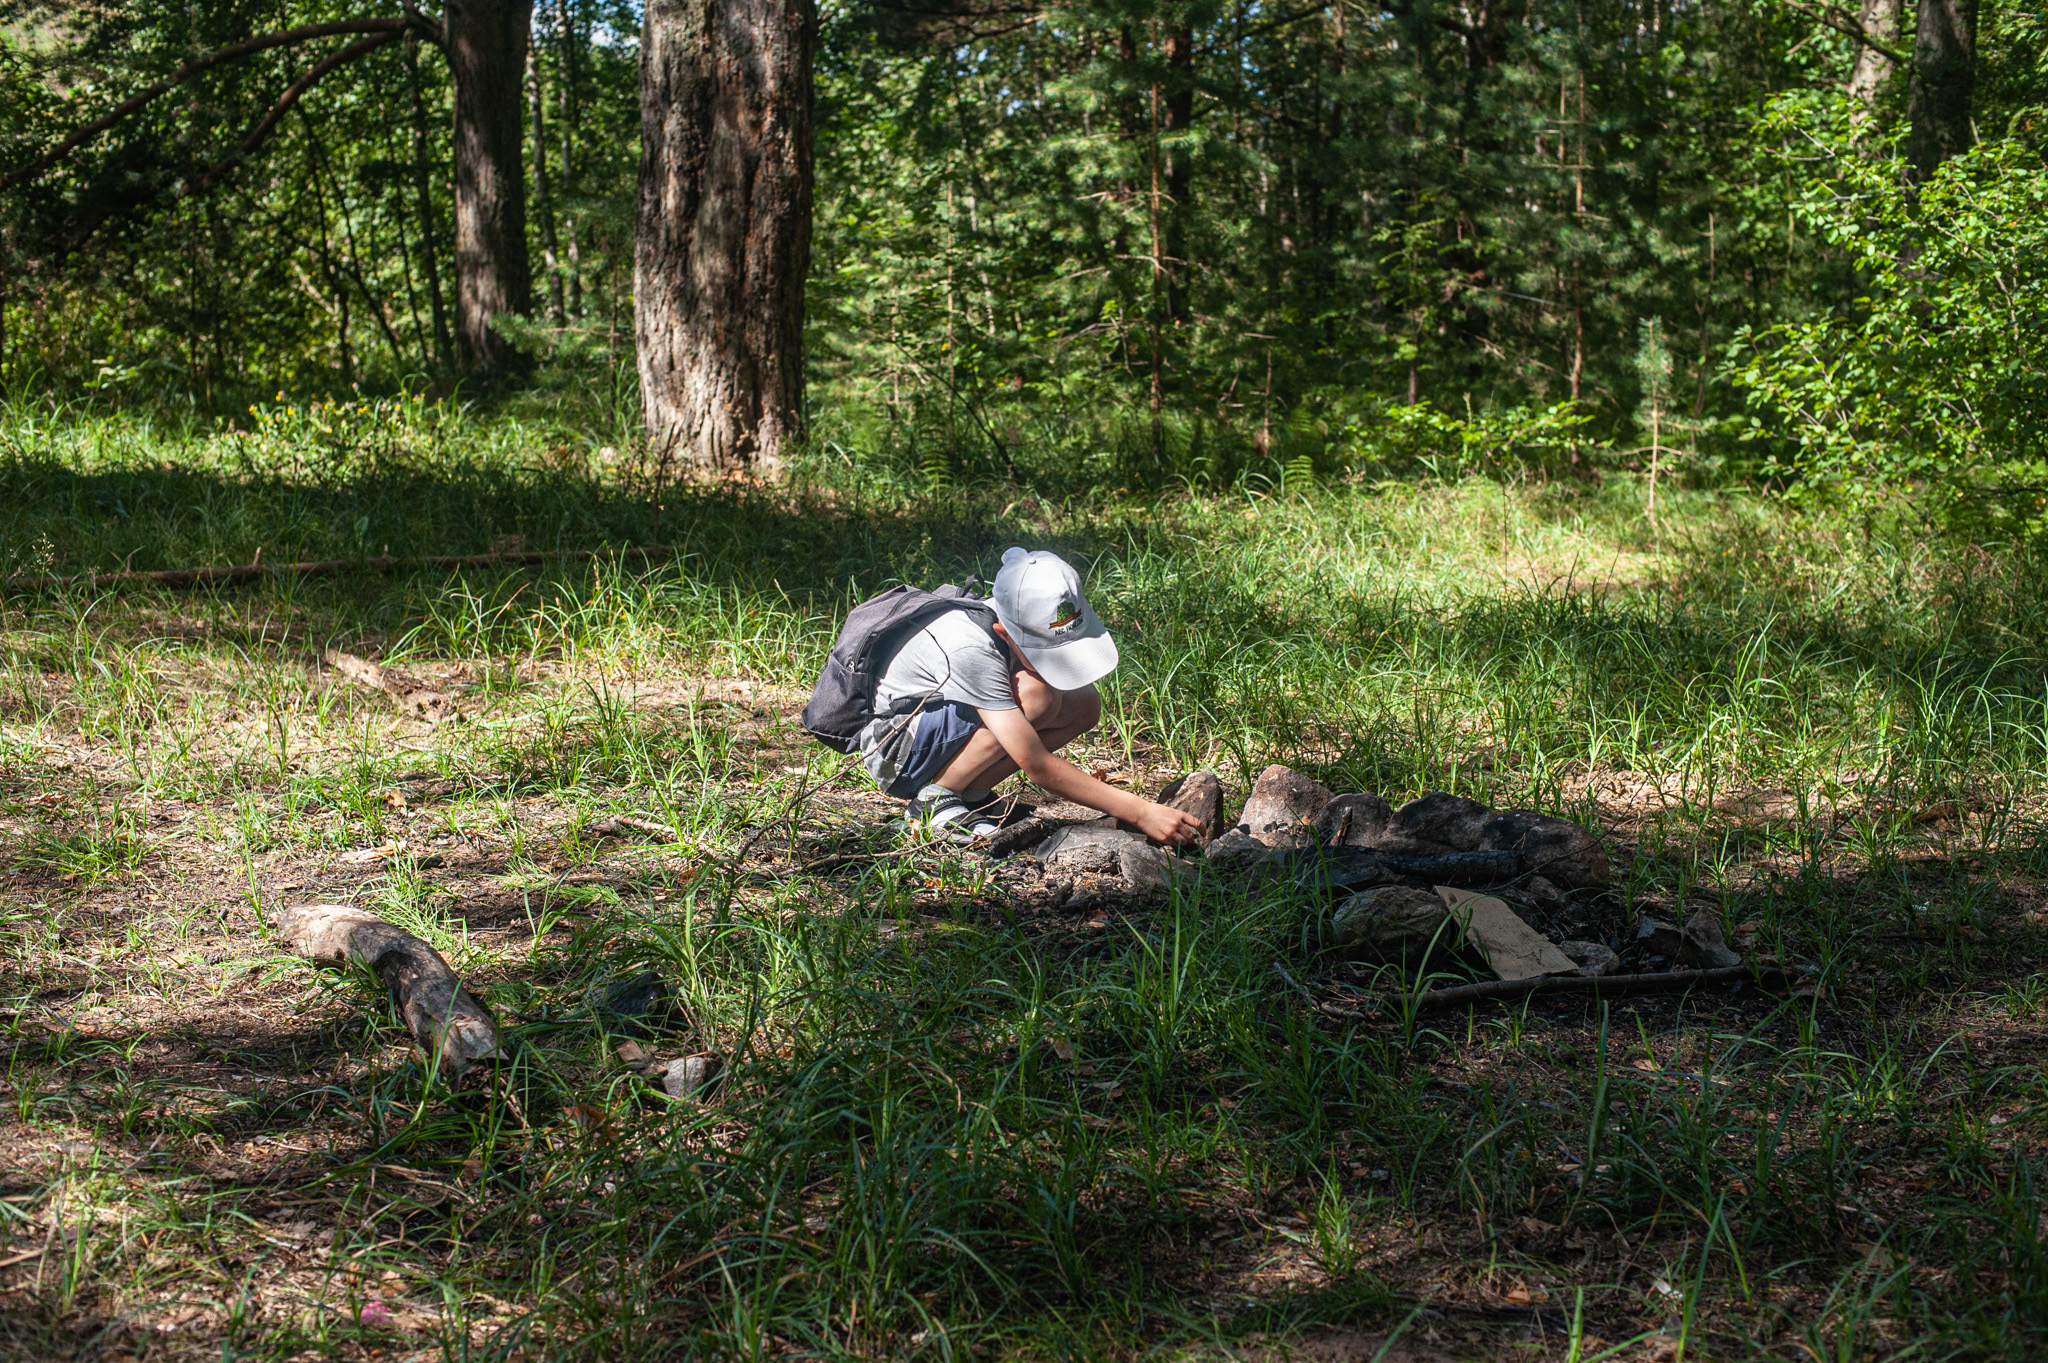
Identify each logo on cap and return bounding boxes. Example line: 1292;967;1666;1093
1049;600;1081;633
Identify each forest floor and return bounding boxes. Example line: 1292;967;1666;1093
4;401;2048;1360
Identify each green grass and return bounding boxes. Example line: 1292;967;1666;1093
2;394;2048;1358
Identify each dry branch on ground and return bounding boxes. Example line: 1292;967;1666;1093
278;902;504;1082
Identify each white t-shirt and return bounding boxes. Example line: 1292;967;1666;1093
857;609;1019;786
873;608;1018;715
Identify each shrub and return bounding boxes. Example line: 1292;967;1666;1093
1734;95;2048;528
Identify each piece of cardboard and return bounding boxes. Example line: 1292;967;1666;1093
1437;886;1579;980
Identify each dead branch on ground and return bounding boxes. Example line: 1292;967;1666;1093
321;650;456;723
280;902;503;1082
1404;963;1802;1010
5;544;668;593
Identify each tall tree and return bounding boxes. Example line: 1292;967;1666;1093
404;30;457;369
0;5;536;383
636;0;818;471
1846;0;1902;107
446;0;536;376
1905;0;1977;176
528;43;565;324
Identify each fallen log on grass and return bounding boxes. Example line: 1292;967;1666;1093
5;544;669;593
980;812;1059;858
279;903;504;1082
1401;963;1801;1011
588;814;678;840
323;650;457;723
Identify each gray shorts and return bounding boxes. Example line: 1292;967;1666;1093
862;700;983;799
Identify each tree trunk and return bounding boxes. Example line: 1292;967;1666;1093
635;0;816;472
446;0;534;378
527;46;565;324
557;0;585;319
1904;0;1977;178
1162;27;1193;325
1847;0;1902;107
404;35;456;370
1148;77;1164;463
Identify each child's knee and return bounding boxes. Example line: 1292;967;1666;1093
1017;671;1098;731
1015;670;1061;723
1067;683;1102;732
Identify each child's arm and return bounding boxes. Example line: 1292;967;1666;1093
977;706;1203;845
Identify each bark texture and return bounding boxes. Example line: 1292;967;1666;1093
1847;0;1902;107
636;0;816;472
447;0;535;378
1905;0;1978;178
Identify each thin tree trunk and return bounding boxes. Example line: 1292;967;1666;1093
945;181;957;438
391;125;432;364
1905;0;1977;178
1260;339;1274;454
1847;0;1902;107
635;0;816;472
527;46;565;325
1569;60;1586;418
1148;77;1165;464
1162;26;1194;325
303;108;407;373
565;220;584;322
405;34;455;370
447;0;534;378
1647;389;1661;533
1694;211;1714;426
1570;296;1582;403
558;0;584;319
305;142;353;385
1113;24;1138;278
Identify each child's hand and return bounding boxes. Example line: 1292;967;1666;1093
1134;801;1205;846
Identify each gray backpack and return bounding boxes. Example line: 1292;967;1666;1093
801;584;999;753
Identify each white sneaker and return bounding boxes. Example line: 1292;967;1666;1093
906;785;1003;843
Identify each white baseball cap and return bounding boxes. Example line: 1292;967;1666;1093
990;547;1119;690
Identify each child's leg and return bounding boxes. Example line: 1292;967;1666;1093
932;672;1100;795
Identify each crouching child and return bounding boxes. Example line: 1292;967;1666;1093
802;547;1202;845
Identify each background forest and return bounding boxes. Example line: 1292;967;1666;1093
2;0;2042;503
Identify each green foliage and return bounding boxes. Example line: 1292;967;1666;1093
1734;95;2048;523
3;0;2037;510
807;0;1823;474
2;0;1851;481
0;0;643;403
1335;398;1593;482
1633;317;1673;434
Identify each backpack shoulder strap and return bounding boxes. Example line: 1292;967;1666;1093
888;595;998;654
932;587;1001;648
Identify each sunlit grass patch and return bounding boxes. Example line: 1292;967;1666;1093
16;801;154;884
